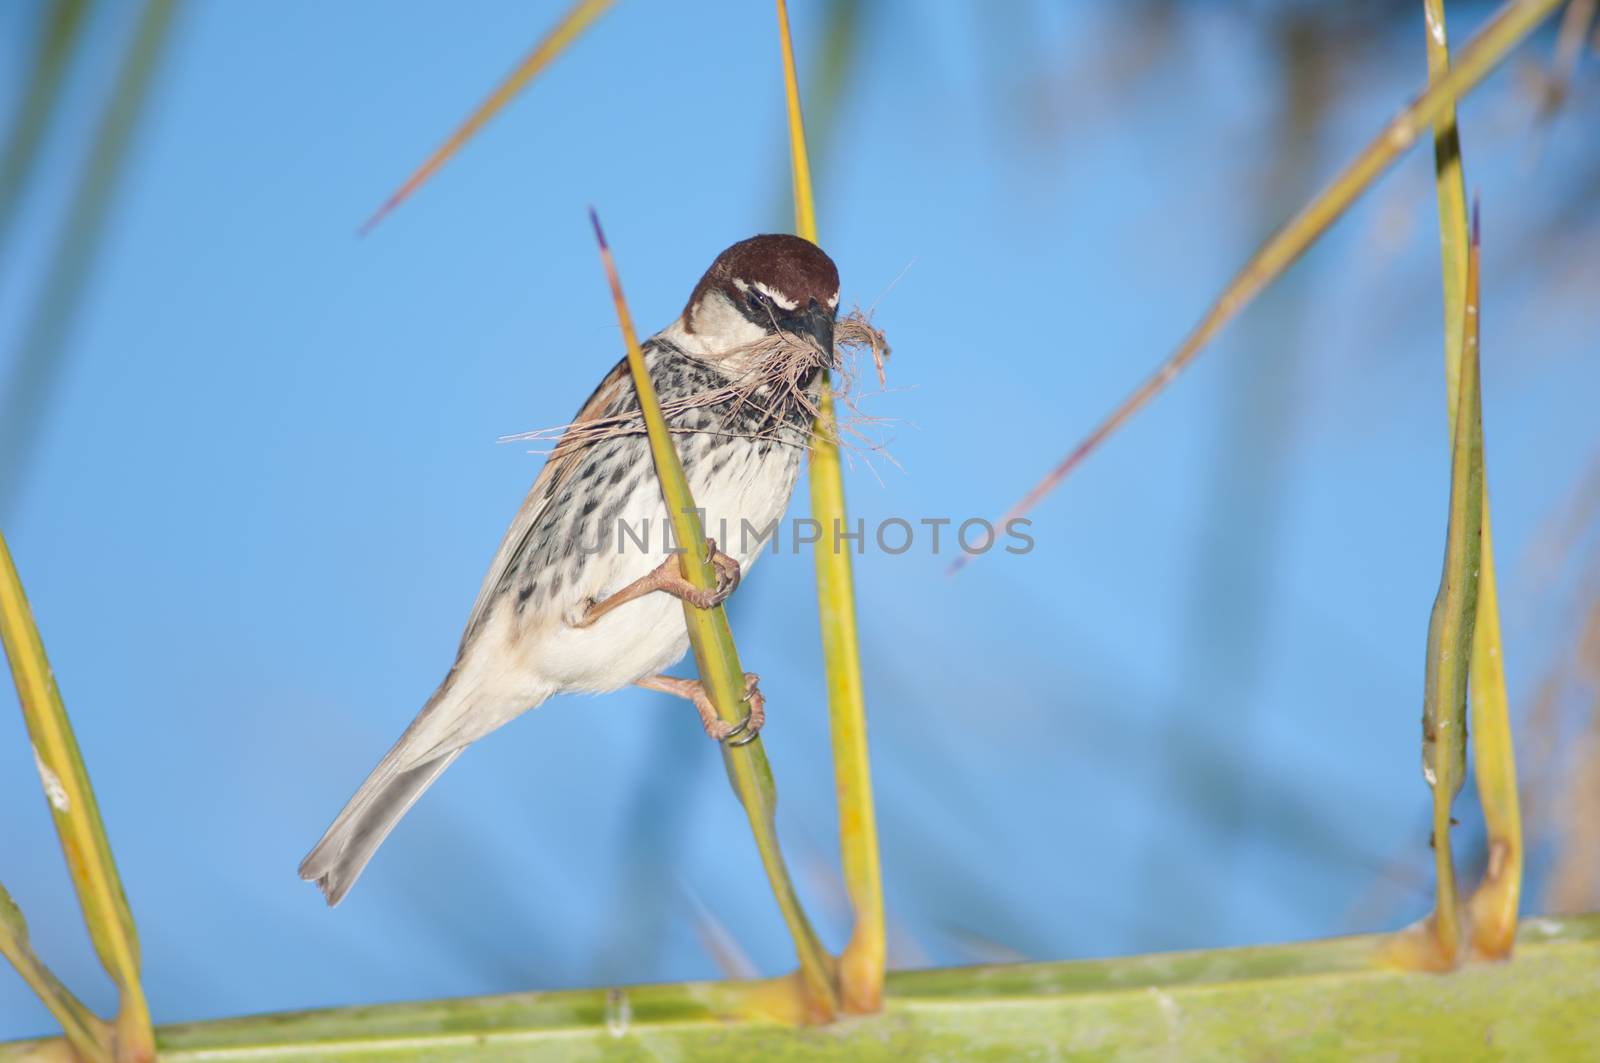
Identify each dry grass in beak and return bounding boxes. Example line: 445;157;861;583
504;308;893;460
838;313;891;388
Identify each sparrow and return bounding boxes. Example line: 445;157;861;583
300;234;841;905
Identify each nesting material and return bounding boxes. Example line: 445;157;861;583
506;309;892;458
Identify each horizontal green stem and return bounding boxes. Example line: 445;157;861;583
3;916;1596;1060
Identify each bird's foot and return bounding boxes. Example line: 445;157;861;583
574;539;740;628
658;538;741;610
636;672;765;745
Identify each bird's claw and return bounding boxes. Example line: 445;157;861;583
717;714;750;743
707;538;742;599
681;539;740;609
702;673;765;746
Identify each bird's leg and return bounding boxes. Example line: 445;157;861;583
574;538;741;628
635;672;766;745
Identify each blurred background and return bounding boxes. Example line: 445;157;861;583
3;0;1598;1039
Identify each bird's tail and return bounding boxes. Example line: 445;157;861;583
298;728;463;907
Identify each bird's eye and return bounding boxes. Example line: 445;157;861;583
746;289;770;311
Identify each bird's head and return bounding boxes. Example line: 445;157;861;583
679;234;839;368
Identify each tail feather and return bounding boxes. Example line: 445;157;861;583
299;747;462;906
301;633;545;905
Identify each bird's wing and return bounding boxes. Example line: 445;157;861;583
458;354;635;645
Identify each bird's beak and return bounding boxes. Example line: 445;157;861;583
782;303;836;367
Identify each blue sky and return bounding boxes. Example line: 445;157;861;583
3;0;1597;1038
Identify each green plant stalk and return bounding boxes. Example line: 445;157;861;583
975;0;1565;546
360;0;617;233
1423;0;1523;961
1424;0;1469;400
808;390;884;1012
589;214;838;1022
4;916;1597;1061
763;0;861;229
775;0;885;1013
1465;524;1520;958
0;0;182;522
0;533;154;1060
1418;222;1484;968
0;882;112;1063
0;0;89;252
1420;0;1468;968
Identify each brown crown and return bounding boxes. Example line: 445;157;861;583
683;234;840;327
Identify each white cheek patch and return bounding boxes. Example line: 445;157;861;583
826;292;839;309
686;291;769;348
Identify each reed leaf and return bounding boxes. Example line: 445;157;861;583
0;882;111;1063
360;0;617;234
0;534;154;1060
1417;0;1470;970
4;916;1597;1060
1465;517;1521;959
963;0;1564;561
775;0;885;1013
0;0;182;522
1404;206;1484;971
1425;1;1470;405
1418;1;1524;963
0;0;89;253
588;212;838;1021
